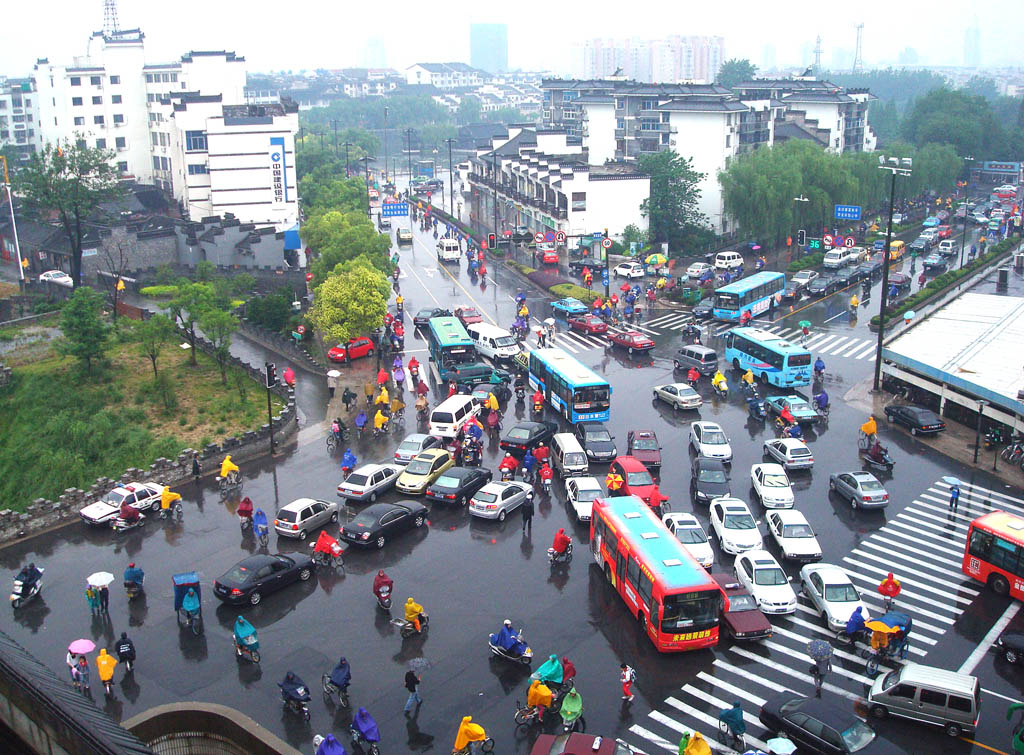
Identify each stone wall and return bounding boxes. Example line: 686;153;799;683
238;312;326;374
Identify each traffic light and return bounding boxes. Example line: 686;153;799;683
797;229;806;246
488;232;496;250
265;362;277;389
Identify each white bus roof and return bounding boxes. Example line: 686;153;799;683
731;327;806;353
532;347;607;385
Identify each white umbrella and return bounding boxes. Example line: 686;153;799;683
543;317;556;327
86;571;115;588
767;737;797;755
327;370;342;379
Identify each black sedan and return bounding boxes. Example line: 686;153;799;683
883;404;946;436
781;282;804;302
759;692;899;754
413;307;453;327
426;467;492;505
573;421;617;462
340;501;428;549
835;265;869;285
691;296;715;319
213;553;315;606
567;260;591;277
500;420;558;455
997;632;1024;663
858;255;884;277
690;456;730;504
806;275;842;297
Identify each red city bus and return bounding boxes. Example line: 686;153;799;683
591;495;724;652
963;510;1024;598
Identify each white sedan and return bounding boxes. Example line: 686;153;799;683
790;270;819;287
652;382;703;411
79;482;165;524
613;261;645;279
663;512;713;568
762;438;815;470
689;421;732;462
709;497;763;556
566;476;603;522
686;262;713;279
336;462;403;502
734;550;797;614
766;510;822;562
39;270;74;287
750;463;795;508
800;563;867;631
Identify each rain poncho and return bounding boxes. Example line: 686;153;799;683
375;387;389;406
719;702;745;735
405;598;423;622
329;657;351;689
741;369;754;385
846;606;867;636
234;616;257;646
535;654;563;685
278;671;310;701
527;679;553;708
161;487;181;510
352;707;380;742
220;456;239;479
373;570;393;598
181;588;200;615
491;625;526;654
485;393;499;411
354;411;368;429
814;390;829;409
561;657;577;681
454;716;487;750
560;687;583;723
252;509;268;536
341;449;357;470
123;565;144;585
860;417;878;437
316;734;348;755
552;529;571;554
373;411;389;430
237;497;254;518
683;731;711;755
712;371;727;389
95;649;117;682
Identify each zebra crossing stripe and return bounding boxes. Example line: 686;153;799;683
801;333;830;349
761;639;874;685
839;339;868;357
696;672;767;708
849;547;979;593
858;538;964;578
841;556;974;607
916;494;988;523
770;624;866;664
903;506;969;532
727;646;862;702
809;334;839;351
629;721;683;753
936;479;1024;511
665;318;695;331
711;659;796;695
664;696;769;754
890;511;966;543
646;312;686;327
853;342;879;360
818;336;850;354
646;712;733;754
678;686;772;753
875;526;964;560
929;486;1022;517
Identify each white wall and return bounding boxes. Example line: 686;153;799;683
798;102;842;152
562;172;649;238
181;56;246;104
581;102;616;165
669;109;735;233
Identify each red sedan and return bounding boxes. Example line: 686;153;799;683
936;225;953;239
540;249;559;264
607;329;654;353
608;455;657;504
567;314;608;335
327;337;375;363
455;306;484;325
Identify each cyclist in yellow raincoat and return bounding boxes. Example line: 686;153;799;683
373;410;389;432
161;486;182;513
375;386;389;407
454;716;487;752
96;648;118;684
527;678;553;720
220;455;239;484
405;597;424;632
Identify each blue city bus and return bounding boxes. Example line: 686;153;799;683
528;347;611;422
712;271;786;321
427;317;476;380
723;327;812;387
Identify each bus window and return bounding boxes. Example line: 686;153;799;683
638;570;654;604
626;556;641;589
661;591;720;633
787;353;811;367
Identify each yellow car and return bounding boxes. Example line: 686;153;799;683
396;449;454;494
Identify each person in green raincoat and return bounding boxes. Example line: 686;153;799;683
534;654;563;685
559;686;583;731
677;732;690;755
85;585;100;615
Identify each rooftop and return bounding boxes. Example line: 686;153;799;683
656;97;750;113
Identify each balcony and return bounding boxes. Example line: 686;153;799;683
636;109;661;119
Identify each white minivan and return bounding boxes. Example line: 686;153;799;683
467;323;521;362
428;395;479;438
714;251;743;270
437;238;461;262
823;247;860;269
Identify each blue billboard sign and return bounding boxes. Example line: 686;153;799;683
834;204;862;221
381;202;409;218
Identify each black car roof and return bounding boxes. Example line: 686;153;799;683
360;502;409;516
237;555;276;569
791;694;857;728
694;456;727;470
439;467;484;480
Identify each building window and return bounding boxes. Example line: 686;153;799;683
110;75;120;85
90;76;101;86
94;115;104;125
188;164;208;175
571;192;586;212
161;157;170;170
152;156;160;170
76;139;86;149
117;161;128;173
145;74;153;83
112;94;122;104
185;130;207;151
115;136;125;149
161;73;170;83
616;98;625;110
96;138;106;149
725;134;731;148
72;97;83;106
73;117;84;126
151;133;158;146
92;96;102;105
70;77;81;86
616;118;625;129
171;73;178;82
158;132;168;146
113;113;124;124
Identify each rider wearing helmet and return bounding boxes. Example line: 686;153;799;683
123;562;144;589
814;356;826;376
687;366;700;384
499;452;519;476
404;597;424;633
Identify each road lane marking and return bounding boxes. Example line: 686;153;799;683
628;722;683;753
727;646;861;701
849;547;979;592
876;526;964;559
678;686;771;753
958;601;1022;674
842;557;973;607
818;336;850;354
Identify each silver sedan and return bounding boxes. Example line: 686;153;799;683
469;481;533;521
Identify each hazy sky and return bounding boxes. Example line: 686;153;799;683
4;0;1023;76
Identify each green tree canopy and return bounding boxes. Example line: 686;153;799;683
299;172;367;215
715;59;757;90
167;281;215;366
199;309;239;385
902;88;1005;157
136;313;174;378
636;151;708;250
59;286;108;373
306;211;392;285
308;262;389;345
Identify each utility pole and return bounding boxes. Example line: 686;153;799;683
264;363;277;455
491;151;499;240
445;137;456;215
405;128;414;190
383;105;390;186
873;155;913;392
343;141;352;177
603;227;611;299
959;156;975;268
0;157;24;290
332;119;339;155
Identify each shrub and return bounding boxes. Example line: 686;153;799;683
787;252;825;272
550;283;594;302
139;285;179;298
507;262;537;276
667;286;705;305
154;264;176;286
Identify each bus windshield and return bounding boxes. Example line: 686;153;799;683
714;292;740;311
574;385;610;410
660;589;720;633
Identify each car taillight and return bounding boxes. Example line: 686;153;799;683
862;495;871;501
231;588;242;595
487;504;497;510
446;494;456;500
292;524;298;530
274;520;279;526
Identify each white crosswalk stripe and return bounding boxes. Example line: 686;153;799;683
626;476;1003;755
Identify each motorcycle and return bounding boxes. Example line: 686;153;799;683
279;674;312;720
540;476;553;495
375;584;392;610
713;381;728;399
548;542;573;565
515;385;526;402
860;445;895;473
10;567;43;609
103;677;115;698
488;631;534;665
235;635;261;664
124;579;144;601
350;709;381;755
985;427;1007;449
747;397;767;420
391;612;429;638
501;467;515;482
682;324;702;344
462;446;481;467
533;400;544;417
111;513;145;533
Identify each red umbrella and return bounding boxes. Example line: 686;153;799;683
610;294;619;304
376;368;389;386
619;282;631;292
877;573;902;598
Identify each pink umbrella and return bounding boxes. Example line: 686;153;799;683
68;639;95;655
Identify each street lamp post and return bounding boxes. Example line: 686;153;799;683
343;142;351;177
405;129;414;194
444;137;456;215
332;119;339;156
383;106;389;187
959;156;975;269
872;156;913;392
974;399;990;464
358;156;372;219
491;151;500;240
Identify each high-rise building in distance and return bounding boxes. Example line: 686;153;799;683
582;36;725;84
470;24;508;74
964;26;981;68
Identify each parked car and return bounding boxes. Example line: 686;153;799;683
39;270;74;287
829;470;889;510
764;395;819;424
607;456;657;504
686;262;713;278
213;553;315;605
568;314;608;335
759;692;898;754
691;296;715;319
454;306;484;326
607;330;654;354
652;382;703;411
688;421;732;462
613;261;645;279
800;563;867;631
273;498;338;540
733;550;797;615
709;498;763;555
397;228;413;244
425;467;492;505
396;449;455;494
762;438;814;470
469;481;533;521
690;456;730;504
996;632;1024;663
530;734;644;755
750;463;795;508
566;476;603;522
327;337;375;363
394;433;444;465
766;510;822;562
550;297;589;317
337;462;403;502
711;573;773;641
626;429;661;470
663;512;713;568
413;307;452;326
573;421;617;462
340;500;428;549
79;482;165;524
883;404;946;435
500;420;558;454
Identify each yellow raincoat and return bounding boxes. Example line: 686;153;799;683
683;732;711;755
373;411;389;431
711;371;727;389
741;369;754;386
860;417;877;437
161;487;182;510
404;597;423;622
485;393;499;411
96;648;117;682
454;716;487;750
220;456;239;479
375;387;389;406
527;679;552;708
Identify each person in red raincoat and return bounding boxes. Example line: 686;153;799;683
499;453;519;475
561;656;577;683
647;485;669;512
373;570;393;602
780;406;796;426
408;356;420;374
394;322;404;339
532;389;544;409
538;462;554;484
416;379;429;398
533;443;550;463
283;366;296;387
552;528;571;554
377;368;389;386
448;380;457;398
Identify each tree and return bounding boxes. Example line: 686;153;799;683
622;224;649;247
636;152;708;249
902;88;1004;157
167;281;214;366
16;140;127;287
137;314;174;378
100;240;132;321
456;97;482;125
59;286;108;373
199;309;239;385
715;59;757;90
305;210;393;284
308;263;389;345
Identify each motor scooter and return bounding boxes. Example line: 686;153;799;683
111;513;145;532
548;542;573;565
10;567;43;609
375;583;392;610
279;674;311;720
390;612;429;638
124;578;144;601
488;630;533;665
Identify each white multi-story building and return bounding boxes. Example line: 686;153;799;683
0;78;38;162
582;36;725;84
405;63;487;90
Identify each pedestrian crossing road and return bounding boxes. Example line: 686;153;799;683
644;312;881;362
625;477;1023;754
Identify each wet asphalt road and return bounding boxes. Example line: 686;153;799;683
2;210;1021;755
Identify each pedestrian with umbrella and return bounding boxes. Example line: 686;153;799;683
87;572;115;613
799;320;812;344
67;639;95;690
84;583;100;615
807;639;833;695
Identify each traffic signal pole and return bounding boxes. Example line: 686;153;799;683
265;362;277;455
603;228;610;299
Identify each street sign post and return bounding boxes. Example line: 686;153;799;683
823;234;834;249
544;231;556;243
601;237;613;249
601;270;609;285
835;204;862;221
534;232;545;244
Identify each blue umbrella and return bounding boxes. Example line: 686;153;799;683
807;639;833;661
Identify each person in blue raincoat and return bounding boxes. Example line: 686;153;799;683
491;619;528;655
314;733;347;755
181;587;200;618
352;707;380;743
329;657;352;692
234;616;258;651
534;654;563;685
252;509;269;539
846;605;867;636
341;449;358;474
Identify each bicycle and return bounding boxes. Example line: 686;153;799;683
718;715;745;750
326;428;347;453
321;674;350;708
453;740;494;754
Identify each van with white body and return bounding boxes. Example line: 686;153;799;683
437;238;461;262
551;433;589;478
937;239;957;256
823;247;861;269
867;663;980;737
428;395;479;438
467;323;521;362
714;251;743;270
